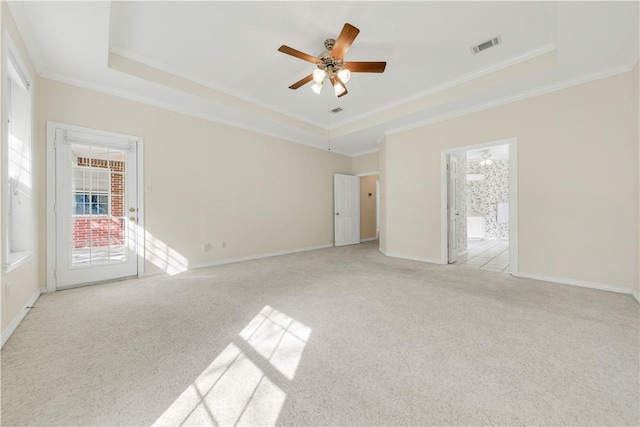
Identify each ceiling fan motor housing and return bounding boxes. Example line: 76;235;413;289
319;56;343;75
324;38;336;50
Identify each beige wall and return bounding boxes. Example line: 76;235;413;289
1;3;42;336
360;175;379;240
379;139;387;253
351;151;379;175
384;71;637;289
37;79;351;278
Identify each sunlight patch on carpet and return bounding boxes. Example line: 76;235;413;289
153;306;311;426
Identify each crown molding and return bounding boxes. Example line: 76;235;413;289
351;148;380;158
385;63;635;137
5;1;46;75
109;46;327;130
39;71;355;157
330;43;557;130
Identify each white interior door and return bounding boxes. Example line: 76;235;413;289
447;155;459;263
334;174;360;246
53;126;140;288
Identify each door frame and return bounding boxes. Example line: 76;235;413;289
46;122;145;292
440;137;518;275
357;170;380;243
446;154;459;263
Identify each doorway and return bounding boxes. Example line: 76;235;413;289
359;173;379;242
334;173;360;246
47;122;144;290
441;138;518;275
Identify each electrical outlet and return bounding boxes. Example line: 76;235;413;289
222;241;227;249
202;243;211;252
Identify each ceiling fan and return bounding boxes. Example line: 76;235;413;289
278;23;387;98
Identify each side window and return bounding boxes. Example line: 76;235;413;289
3;43;34;271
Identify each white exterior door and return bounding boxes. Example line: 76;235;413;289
447;155;459;263
334;174;360;246
52;125;140;288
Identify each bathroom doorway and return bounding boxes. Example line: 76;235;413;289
441;138;518;275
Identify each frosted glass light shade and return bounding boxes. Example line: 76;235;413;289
337;68;351;83
333;81;346;97
312;69;326;83
311;82;323;95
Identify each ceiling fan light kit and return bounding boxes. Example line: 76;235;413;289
278;23;386;98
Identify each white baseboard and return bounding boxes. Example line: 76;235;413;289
360;237;378;243
513;272;633;296
458;249;468;257
1;288;43;348
188;243;334;270
632;289;640;304
380;251;445;265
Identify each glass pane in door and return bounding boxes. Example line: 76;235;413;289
69;143;128;267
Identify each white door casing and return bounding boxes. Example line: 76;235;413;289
447;155;459;263
440;138;518;274
48;123;143;290
334;174;360;246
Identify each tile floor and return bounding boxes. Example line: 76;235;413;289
454;239;510;273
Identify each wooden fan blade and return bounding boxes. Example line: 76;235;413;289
332;23;360;59
345;61;387;73
278;45;321;64
289;73;314;90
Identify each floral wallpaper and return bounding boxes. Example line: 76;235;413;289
466;158;509;239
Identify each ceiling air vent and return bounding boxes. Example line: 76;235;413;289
329;107;344;114
470;35;502;55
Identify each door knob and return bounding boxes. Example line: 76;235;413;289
129;217;136;222
336;212;340;216
129;207;136;212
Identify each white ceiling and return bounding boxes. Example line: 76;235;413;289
8;1;639;156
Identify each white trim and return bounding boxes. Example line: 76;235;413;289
351;148;380;157
38;71;354;157
3;29;36;274
508;142;519;274
1;288;42;348
440;138;518;275
356;171;380;177
381;251;445;265
109;47;326;130
386;64;634;137
136;137;146;278
46;123;57;292
360;237;378;243
188;244;334;270
38;61;633;159
4;252;33;274
5;2;46;75
46;122;145;291
331;43;557;129
513;272;633;296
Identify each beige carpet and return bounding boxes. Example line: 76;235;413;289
1;242;638;426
